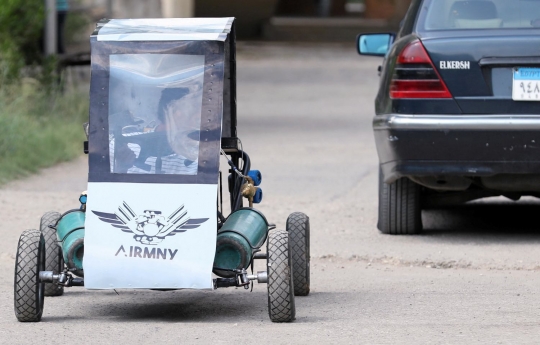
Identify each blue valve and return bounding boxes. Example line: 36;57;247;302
248;170;262;186
79;192;87;211
253;188;263;204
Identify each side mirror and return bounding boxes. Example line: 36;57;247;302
357;33;395;57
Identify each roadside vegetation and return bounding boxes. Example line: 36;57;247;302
0;83;88;185
0;0;89;185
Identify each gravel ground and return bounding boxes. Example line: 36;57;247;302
1;42;540;344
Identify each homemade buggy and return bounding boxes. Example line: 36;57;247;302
13;18;310;323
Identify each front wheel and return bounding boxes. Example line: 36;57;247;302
378;168;422;234
267;229;295;323
14;229;45;322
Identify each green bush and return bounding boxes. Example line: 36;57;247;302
0;1;91;184
0;0;45;81
0;81;88;184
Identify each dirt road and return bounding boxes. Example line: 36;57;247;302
1;43;539;344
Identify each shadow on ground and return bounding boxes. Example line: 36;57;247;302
40;289;344;323
422;201;540;243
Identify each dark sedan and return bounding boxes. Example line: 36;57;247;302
357;0;540;234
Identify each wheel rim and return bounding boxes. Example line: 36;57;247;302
37;239;45;315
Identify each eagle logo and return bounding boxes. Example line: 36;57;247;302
92;202;209;245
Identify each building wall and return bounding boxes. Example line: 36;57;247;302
365;0;412;20
162;0;194;18
194;0;279;38
79;0;193;19
276;0;412;19
112;0;162;18
80;0;411;20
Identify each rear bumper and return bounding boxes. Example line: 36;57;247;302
374;114;540;183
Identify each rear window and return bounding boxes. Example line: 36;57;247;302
420;0;540;30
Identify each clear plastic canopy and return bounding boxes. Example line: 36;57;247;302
88;18;233;184
96;18;234;41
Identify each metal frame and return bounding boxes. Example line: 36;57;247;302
87;25;228;185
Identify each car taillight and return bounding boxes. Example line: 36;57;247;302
390;40;452;99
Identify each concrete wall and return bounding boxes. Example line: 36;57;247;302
79;0;194;19
77;0;412;41
112;0;162;18
162;0;194;18
81;0;412;21
365;0;412;21
194;0;279;39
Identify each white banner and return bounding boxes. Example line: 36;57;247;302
84;182;217;289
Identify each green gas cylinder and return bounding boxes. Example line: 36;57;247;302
213;208;268;278
56;210;85;276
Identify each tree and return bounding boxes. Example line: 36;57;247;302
0;0;45;81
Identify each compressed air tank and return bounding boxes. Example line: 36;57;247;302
56;210;85;276
213;208;268;278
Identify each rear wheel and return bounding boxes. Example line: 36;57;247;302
14;229;45;322
286;212;310;296
40;212;64;297
378;168;422;234
267;229;295;322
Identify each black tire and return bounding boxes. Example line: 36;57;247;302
14;229;45;322
286;212;310;296
40;212;64;296
378;168;422;234
267;229;295;323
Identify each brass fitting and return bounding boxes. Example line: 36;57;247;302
241;176;258;207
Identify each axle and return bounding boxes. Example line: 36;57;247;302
39;269;84;287
213;269;268;289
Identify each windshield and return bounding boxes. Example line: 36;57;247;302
108;54;205;175
420;0;540;31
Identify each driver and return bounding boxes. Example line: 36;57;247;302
157;87;201;165
110;87;201;175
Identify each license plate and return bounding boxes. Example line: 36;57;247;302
513;67;540;101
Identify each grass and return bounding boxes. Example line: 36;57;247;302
0;79;88;185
